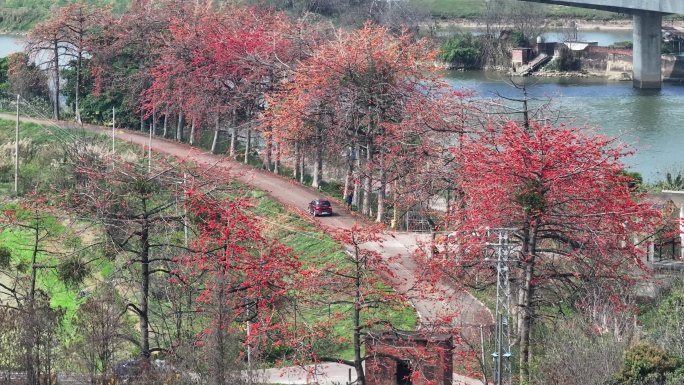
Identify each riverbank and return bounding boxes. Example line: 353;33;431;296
441;18;684;32
518;69;632;81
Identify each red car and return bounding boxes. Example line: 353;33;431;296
309;199;333;216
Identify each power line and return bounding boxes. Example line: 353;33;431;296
485;228;515;385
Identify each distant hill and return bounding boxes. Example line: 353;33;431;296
0;0;624;33
0;0;129;32
413;0;618;19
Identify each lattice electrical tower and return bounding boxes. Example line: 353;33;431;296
486;228;516;385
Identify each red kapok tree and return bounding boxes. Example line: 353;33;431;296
440;120;665;383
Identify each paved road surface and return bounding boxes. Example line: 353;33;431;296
2;115;493;384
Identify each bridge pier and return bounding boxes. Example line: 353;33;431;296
633;12;663;89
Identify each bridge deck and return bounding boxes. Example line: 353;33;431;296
520;0;684;15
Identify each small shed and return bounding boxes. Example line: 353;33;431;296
512;47;533;68
364;331;453;385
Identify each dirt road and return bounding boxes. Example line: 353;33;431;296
3;115;493;384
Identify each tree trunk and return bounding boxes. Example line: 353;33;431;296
214;285;226;385
263;132;272;170
362;140;372;215
176;111;185;142
52;41;60;121
211;115;220;155
189;117;196;146
343;157;354;198
140;108;145;132
75;52;82;123
293;141;300;181
152;108;157;137
375;170;385;223
353;251;366;385
517;221;538;385
299;154;305;184
353;142;361;207
140;211;151;358
312;146;322;188
274;141;280;175
163;112;168;138
229;110;237;158
244;128;251;164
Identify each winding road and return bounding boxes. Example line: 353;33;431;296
2;114;493;384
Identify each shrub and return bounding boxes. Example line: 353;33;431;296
610;41;634;49
614;344;679;384
545;46;579;71
439;34;482;68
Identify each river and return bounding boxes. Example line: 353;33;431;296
1;33;682;182
443;71;684;182
0;34;24;58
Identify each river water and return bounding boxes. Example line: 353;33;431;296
1;33;682;182
443;71;684;182
0;34;24;58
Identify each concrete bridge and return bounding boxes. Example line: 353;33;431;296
519;0;684;88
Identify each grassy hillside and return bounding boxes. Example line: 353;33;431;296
0;0;627;32
414;0;621;20
0;116;416;362
0;0;130;31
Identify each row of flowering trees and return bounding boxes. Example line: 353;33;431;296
23;0;468;224
13;1;675;384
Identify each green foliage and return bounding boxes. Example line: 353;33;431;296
254;196;417;360
614;344;679;385
0;246;10;268
510;28;528;48
439;34;481;68
545;46;579;71
0;119;66;146
516;180;545;214
660;172;684;191
0;0;129;31
617;170;644;190
610;41;634;49
57;258;91;289
531;316;627;385
662;45;676;55
0;57;8;86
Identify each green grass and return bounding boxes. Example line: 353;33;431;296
0;116;418;363
0;119;70;145
251;195;418;360
0;0;131;32
414;0;624;20
415;0;487;19
0;208;83;317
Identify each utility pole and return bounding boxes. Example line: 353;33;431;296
486;228;515;385
14;95;19;194
246;301;253;385
112;107;116;154
183;173;188;248
148;123;153;172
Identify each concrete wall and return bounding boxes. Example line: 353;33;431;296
663;55;684;79
581;46;633;73
576;46;684;80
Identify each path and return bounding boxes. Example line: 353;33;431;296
3;115;493;384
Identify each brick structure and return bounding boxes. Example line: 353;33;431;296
511;48;533;69
364;331;453;385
